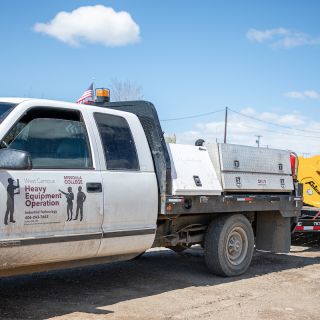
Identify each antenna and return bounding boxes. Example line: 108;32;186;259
255;135;262;148
224;106;228;143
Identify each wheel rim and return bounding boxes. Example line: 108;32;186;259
225;226;248;266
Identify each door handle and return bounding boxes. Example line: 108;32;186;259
86;182;102;193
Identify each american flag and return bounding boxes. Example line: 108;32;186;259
76;83;94;104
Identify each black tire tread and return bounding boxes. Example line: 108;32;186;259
204;214;254;277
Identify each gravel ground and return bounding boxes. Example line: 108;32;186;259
0;241;319;320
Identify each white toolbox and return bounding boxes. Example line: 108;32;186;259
167;143;222;196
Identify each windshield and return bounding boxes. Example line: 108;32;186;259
0;102;16;123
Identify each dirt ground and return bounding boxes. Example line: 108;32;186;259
0;239;320;320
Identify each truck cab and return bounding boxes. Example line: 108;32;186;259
0;98;158;276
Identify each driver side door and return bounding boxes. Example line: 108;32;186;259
0;105;104;270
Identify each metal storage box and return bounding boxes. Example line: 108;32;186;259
168;143;222;196
207;143;294;192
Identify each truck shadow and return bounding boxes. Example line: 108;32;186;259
0;247;319;320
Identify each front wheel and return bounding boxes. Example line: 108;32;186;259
204;214;254;277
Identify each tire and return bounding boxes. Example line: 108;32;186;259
204;214;254;277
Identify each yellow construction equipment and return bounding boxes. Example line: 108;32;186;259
298;156;320;208
293;155;320;233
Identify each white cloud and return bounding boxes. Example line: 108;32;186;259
246;28;289;42
285;90;320;100
246;28;320;48
237;108;306;126
240;107;256;116
34;5;140;47
304;90;320;99
276;114;305;126
284;91;305;99
173;108;320;156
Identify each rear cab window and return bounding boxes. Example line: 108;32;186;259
94;113;139;170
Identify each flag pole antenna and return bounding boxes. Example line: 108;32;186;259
92;77;96;100
224;106;228;143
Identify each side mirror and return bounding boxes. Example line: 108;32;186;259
0;149;32;170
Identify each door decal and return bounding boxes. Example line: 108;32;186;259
58;186;87;222
75;186;86;221
2;174;90;227
24;179;62;226
4;178;20;225
59;187;74;221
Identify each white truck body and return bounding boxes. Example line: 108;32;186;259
0;98;303;277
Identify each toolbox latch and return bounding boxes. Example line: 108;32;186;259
193;175;202;187
236;177;242;187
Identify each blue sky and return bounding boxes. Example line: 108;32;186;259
1;1;320;154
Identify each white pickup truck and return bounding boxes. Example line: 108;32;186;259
0;98;302;277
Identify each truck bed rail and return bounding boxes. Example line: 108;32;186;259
165;194;302;217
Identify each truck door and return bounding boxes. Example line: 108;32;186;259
90;110;158;257
0;105;103;269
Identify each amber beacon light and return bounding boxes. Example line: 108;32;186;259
95;88;110;103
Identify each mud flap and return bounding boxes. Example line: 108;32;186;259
256;211;291;253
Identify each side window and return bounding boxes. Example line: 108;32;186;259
94;113;139;170
3;108;92;169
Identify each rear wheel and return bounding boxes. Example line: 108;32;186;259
204;214;254;277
